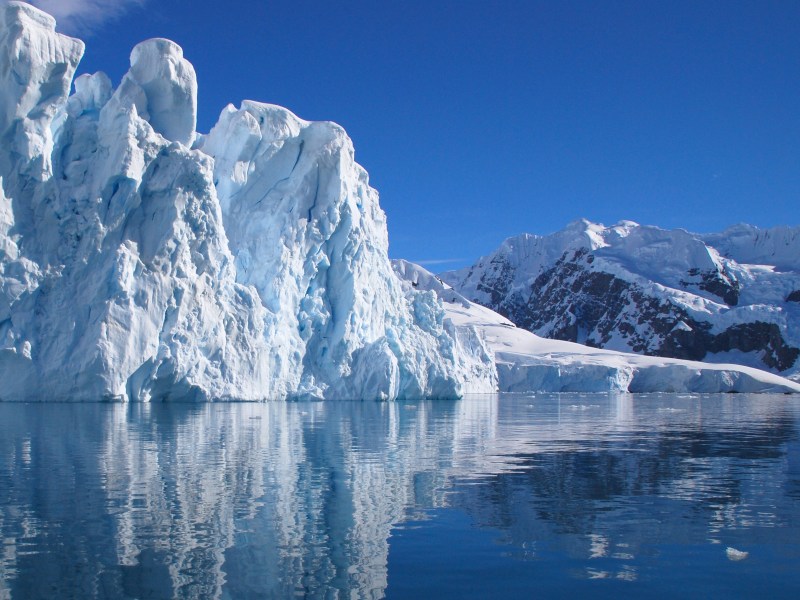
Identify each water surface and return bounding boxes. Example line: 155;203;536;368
0;394;798;598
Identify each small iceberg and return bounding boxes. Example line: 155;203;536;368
726;547;749;561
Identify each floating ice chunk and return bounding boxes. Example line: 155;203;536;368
726;547;748;561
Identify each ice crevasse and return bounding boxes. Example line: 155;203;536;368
0;2;497;401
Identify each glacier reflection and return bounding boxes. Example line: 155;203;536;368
0;394;798;598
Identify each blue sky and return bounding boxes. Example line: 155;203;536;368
31;0;800;270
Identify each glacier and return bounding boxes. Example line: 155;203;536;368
0;2;796;402
0;2;495;401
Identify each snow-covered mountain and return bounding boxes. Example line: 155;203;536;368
396;260;800;393
442;220;800;377
0;2;495;401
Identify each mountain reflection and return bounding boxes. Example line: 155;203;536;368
0;395;798;598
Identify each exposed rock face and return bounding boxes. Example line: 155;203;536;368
443;220;800;375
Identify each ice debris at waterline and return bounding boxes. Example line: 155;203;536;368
726;547;749;562
0;2;496;401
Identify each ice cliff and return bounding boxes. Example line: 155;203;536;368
0;2;496;401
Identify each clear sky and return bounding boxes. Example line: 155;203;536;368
26;0;800;271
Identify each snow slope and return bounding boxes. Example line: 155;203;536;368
396;260;800;394
443;220;800;376
0;2;495;401
703;223;800;272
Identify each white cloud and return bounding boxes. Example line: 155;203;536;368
20;0;147;33
414;259;465;267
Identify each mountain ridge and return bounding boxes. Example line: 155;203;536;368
442;220;800;377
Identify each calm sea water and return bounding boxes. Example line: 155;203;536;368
0;393;798;599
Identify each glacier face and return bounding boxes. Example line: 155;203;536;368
442;219;800;377
0;2;495;401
